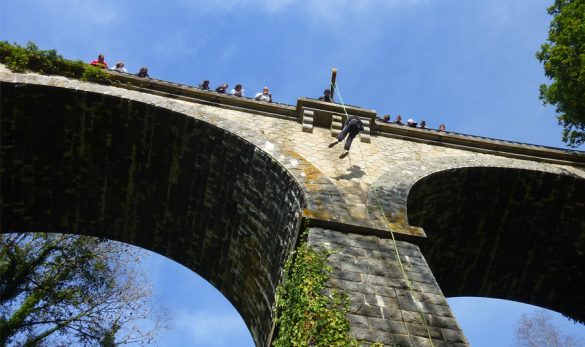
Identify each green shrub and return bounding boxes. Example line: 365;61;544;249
0;41;109;84
0;41;29;72
81;64;110;83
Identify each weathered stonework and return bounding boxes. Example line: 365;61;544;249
308;228;469;346
0;82;305;346
1;66;584;346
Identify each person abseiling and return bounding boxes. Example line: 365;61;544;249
328;115;364;159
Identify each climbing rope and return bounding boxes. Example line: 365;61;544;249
332;82;435;346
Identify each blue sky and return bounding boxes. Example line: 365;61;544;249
2;0;584;345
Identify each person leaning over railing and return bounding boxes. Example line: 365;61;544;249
199;80;210;90
231;84;244;97
255;87;272;102
110;61;127;73
90;54;108;69
136;67;150;78
215;83;228;94
395;115;404;126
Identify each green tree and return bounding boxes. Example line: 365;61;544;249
536;0;585;147
0;233;167;346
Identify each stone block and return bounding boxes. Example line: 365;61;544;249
327;279;366;296
406;322;444;340
350;327;411;346
381;307;404;321
338;261;370;274
348;233;379;242
368;317;408;334
411;336;448;347
341;246;368;257
441;328;468;343
347;313;370;329
362;273;392;286
331;268;362;282
429;315;460;330
351;302;384;318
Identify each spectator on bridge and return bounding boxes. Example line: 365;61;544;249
199;80;210;90
136;67;150;78
318;88;334;102
419;120;428;129
395;115;404;126
439;123;446;132
231;84;244;97
407;118;417;128
382;114;391;123
215;83;228;94
90;54;108;69
328;115;364;159
110;61;127;73
255;87;272;102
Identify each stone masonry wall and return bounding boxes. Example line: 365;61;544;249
0;82;306;347
308;227;469;346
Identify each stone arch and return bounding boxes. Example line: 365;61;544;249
367;155;585;236
0;82;307;346
405;165;585;324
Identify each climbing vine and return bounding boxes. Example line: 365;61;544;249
0;41;110;83
273;237;359;347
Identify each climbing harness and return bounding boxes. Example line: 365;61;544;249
333;81;436;346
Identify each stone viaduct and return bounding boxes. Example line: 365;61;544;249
1;65;584;346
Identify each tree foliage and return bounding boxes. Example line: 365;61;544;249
0;233;167;346
514;310;584;347
536;0;585;147
0;41;110;83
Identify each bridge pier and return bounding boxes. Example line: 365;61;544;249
308;227;469;346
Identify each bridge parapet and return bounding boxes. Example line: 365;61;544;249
104;69;584;167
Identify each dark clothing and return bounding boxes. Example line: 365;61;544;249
319;95;334;102
137;71;149;78
337;117;364;151
216;86;227;93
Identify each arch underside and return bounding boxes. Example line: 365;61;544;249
0;82;306;346
407;166;585;323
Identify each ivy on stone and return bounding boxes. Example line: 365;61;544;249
273;228;387;347
273;240;359;347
